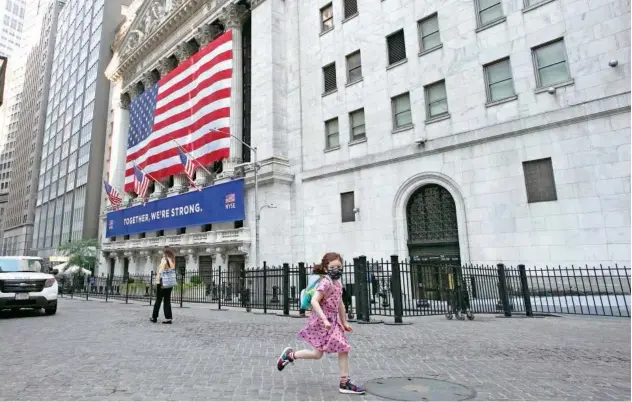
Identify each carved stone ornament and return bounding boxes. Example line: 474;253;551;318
118;93;132;109
174;41;196;64
141;71;157;88
128;85;143;100
157;57;177;76
120;0;173;59
196;24;223;48
220;4;249;30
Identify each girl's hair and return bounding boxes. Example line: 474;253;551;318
163;247;175;260
312;252;342;274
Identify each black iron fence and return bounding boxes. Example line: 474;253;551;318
58;256;631;321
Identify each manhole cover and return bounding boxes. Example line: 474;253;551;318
365;377;476;401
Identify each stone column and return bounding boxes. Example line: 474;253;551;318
111;91;131;201
174;42;196;64
194;168;211;188
150;179;167;200
128;84;142;100
220;4;248;175
157;57;177;77
169;174;186;195
141;71;158;90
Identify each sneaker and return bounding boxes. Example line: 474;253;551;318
162;319;172;324
276;347;294;371
339;379;365;395
149;317;157;323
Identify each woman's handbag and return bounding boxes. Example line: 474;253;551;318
160;268;177;289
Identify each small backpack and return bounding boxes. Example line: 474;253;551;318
300;275;325;310
161;268;177;289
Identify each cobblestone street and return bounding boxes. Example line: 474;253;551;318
1;298;630;401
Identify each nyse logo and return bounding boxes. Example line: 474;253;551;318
108;220;114;230
225;193;236;209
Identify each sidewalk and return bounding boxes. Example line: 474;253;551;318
1;298;630;400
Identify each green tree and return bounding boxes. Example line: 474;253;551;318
57;238;99;274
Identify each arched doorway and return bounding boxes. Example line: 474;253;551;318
406;184;460;303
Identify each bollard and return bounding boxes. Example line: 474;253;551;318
105;275;110;303
497;264;511;317
282;263;290;316
263;261;268;314
390;255;404;324
125;278;130;304
298;262;307;317
218;266;222;310
518;264;533;317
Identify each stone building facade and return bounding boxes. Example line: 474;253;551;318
100;0;631;277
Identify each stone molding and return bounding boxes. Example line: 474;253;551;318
118;93;132;110
219;3;248;29
112;0;232;82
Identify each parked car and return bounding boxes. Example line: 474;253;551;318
0;256;58;315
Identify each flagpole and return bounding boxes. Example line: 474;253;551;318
135;165;167;189
170;137;215;178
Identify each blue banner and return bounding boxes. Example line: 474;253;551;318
105;179;245;238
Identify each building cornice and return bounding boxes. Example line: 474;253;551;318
110;0;239;83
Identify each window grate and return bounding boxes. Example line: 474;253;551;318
323;63;337;93
341;192;355;222
522;158;557;203
344;0;358;19
387;30;406;65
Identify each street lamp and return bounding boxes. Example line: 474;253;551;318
229;135;268;269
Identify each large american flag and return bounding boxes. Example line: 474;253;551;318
124;30;233;192
103;179;122;210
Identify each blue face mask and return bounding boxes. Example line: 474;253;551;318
328;268;342;280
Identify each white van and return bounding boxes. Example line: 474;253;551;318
0;256;58;315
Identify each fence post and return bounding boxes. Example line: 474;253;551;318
497;263;511;317
218;266;222;310
358;256;370;322
263;261;268;314
125;276;129;304
298;262;307;317
390;255;404;324
149;271;154;306
86;277;89;301
353;257;362;321
105;275;110;303
518;264;533;317
282;263;290;316
180;267;185;308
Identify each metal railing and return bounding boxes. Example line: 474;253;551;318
58;257;631;321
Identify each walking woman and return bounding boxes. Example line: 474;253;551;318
150;247;176;324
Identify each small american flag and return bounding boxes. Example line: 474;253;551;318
133;165;150;200
103;179;122;210
177;147;196;185
124;30;233;192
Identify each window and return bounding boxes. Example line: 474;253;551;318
418;14;441;52
391;92;412;129
424;80;449;119
349;109;366;141
484;58;516;103
177;227;186;235
522;158;557;203
532;39;570;88
323;63;337;93
320;3;333;32
343;0;358;19
524;0;550;7
202;223;212;232
139;232;146;239
475;0;504;28
346;51;362;83
157;230;164;237
387;29;407;66
340;192;355;223
325;118;340;149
